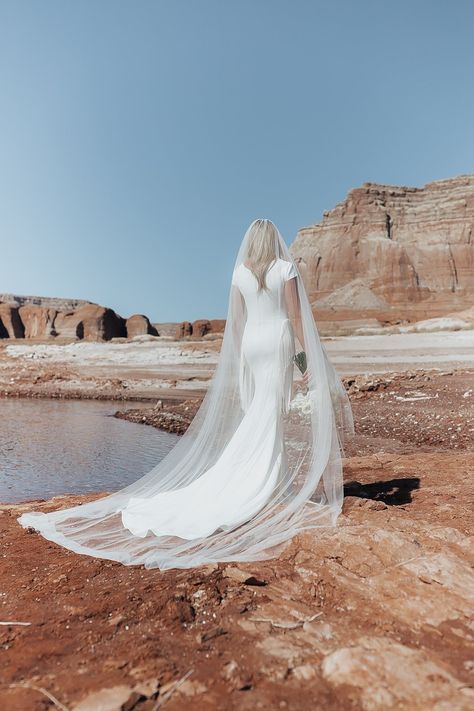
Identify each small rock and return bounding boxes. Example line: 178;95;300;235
291;664;317;681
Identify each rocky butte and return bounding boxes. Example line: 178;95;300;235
0;294;158;341
290;174;474;334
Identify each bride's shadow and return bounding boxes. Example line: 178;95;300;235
343;477;420;506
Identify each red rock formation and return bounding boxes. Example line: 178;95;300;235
0;304;25;338
192;319;212;337
290;174;474;329
18;305;57;338
174;319;226;339
210;319;226;333
176;321;193;339
54;304;126;341
126;314;159;338
0;295;160;341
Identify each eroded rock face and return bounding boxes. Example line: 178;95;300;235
290;174;474;326
54;304;127;341
18;305;58;338
0;296;131;341
126;314;159;338
176;321;193;338
0;304;24;338
175;319;226;339
210;319;226;333
193;319;212;337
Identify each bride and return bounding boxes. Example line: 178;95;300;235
18;219;354;570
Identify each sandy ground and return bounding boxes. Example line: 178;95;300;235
0;335;220;402
325;329;474;373
1;332;473;710
115;368;474;450
1;330;473;403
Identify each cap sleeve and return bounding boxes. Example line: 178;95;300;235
284;261;297;281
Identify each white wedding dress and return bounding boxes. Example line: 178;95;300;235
119;258;297;539
17;219;354;570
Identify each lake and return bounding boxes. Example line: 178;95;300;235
0;398;180;503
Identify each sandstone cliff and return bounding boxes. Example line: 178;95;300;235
0;294;159;341
290;174;474;332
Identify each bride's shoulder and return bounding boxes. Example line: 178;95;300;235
232;263;243;284
278;258;298;281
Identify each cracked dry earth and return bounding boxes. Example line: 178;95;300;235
1;376;474;710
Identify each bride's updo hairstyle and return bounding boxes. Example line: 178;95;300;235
245;218;284;292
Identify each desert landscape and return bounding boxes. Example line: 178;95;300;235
1;176;474;710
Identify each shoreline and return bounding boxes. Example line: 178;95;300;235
3;365;473;508
1;333;473;708
1;330;473;441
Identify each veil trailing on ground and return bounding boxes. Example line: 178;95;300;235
18;219;354;570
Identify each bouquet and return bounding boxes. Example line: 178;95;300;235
290;350;342;418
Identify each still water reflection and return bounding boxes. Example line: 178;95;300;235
0;398;180;503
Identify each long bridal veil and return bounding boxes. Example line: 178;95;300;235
18;219;355;570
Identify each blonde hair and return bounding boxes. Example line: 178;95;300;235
245;219;281;291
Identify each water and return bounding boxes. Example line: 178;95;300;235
0;398;181;503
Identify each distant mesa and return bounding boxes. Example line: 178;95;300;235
174;319;226;339
0;294;159;341
290;173;474;334
0;291;225;343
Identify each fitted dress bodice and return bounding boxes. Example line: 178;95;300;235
233;258;294;325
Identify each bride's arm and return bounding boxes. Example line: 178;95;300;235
230;283;246;356
284;276;305;351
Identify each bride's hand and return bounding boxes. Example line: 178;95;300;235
303;368;311;386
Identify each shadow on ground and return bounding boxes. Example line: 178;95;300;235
344;476;420;505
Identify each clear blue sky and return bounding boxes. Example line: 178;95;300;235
1;1;473;322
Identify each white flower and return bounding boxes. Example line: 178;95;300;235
290;389;318;416
290;383;342;418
